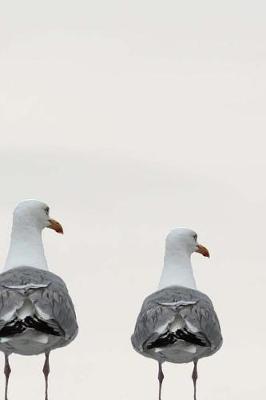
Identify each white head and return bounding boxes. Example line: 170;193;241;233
165;227;209;258
4;199;63;271
159;227;210;289
13;199;63;234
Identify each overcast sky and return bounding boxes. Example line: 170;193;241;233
0;1;266;399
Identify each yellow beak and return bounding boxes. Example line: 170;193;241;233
47;219;64;234
195;244;210;257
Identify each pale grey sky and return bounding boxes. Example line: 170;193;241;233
0;1;266;399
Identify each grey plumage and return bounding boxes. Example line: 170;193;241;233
132;285;222;364
0;199;78;400
0;266;78;356
131;228;222;400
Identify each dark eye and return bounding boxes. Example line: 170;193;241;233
44;207;49;215
193;234;197;241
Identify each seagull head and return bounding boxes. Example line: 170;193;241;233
165;227;209;257
13;199;63;234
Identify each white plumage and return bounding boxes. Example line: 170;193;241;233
0;200;78;400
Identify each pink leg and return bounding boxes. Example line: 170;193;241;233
158;362;164;400
4;354;11;400
43;352;50;400
192;360;198;400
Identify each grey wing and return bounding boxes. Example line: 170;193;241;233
29;281;78;341
0;267;78;342
0;288;25;329
178;297;222;353
132;288;222;355
132;298;178;352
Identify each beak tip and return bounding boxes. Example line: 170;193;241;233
196;244;210;258
48;219;64;235
55;226;64;234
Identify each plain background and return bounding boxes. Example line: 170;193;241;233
0;1;266;399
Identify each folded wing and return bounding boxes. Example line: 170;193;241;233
131;286;222;357
0;267;78;343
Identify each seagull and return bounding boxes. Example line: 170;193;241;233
0;200;78;400
131;228;222;400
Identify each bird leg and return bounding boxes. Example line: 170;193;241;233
192;360;198;400
4;354;11;400
158;362;164;400
43;352;50;400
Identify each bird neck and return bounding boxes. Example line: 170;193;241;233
4;222;48;271
158;248;197;290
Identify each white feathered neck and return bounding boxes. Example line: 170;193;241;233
158;246;197;290
4;220;48;271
